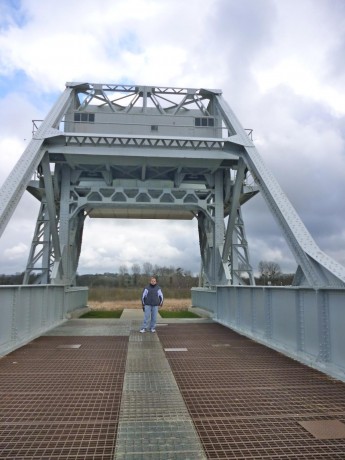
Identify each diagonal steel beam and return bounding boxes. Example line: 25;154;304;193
40;154;61;261
215;94;345;287
0;87;73;238
222;158;246;263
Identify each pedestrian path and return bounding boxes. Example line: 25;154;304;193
120;308;143;320
114;321;206;459
2;309;345;459
120;307;213;322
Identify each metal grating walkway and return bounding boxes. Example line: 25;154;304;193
158;323;345;459
1;316;345;458
0;321;129;459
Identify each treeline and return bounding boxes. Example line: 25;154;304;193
0;261;295;287
0;272;30;285
0;264;198;287
77;264;198;289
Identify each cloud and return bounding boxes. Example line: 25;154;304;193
4;242;28;260
0;137;27;184
0;0;344;279
78;219;200;275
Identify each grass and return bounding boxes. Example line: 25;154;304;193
80;310;123;318
79;308;201;319
88;287;193;302
87;298;191;311
159;310;201;318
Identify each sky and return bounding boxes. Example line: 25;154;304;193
0;0;344;277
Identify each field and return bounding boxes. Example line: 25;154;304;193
87;286;193;311
88;298;191;311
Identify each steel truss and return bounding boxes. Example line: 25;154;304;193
0;83;344;287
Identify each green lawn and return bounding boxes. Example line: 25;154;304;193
159;310;201;318
79;309;201;319
80;310;123;318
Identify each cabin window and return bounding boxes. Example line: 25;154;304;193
195;117;215;127
74;113;95;122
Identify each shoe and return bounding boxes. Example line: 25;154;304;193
150;328;156;333
140;328;146;333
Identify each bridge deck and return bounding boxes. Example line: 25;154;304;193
1;312;345;459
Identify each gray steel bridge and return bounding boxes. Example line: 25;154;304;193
0;83;345;398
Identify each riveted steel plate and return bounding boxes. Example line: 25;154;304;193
28;335;129;349
57;344;81;348
164;348;188;352
45;325;130;336
298;420;345;439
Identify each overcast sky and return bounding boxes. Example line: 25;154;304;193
0;0;344;277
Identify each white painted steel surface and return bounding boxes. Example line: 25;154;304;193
192;287;345;383
0;88;73;238
1;81;345;364
2;82;344;287
0;286;88;356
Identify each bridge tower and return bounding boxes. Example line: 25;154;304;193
0;82;344;288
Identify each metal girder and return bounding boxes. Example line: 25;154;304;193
2;81;342;288
40;154;61;262
23;201;53;284
198;212;215;286
222;158;246;261
0;87;73;238
25;164;67;285
231;208;255;285
221;159;255;285
67;83;222;116
62;135;225;150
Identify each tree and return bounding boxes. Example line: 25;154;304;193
119;265;128;276
131;263;141;275
119;264;129;286
131;263;141;286
142;262;153;276
258;261;282;285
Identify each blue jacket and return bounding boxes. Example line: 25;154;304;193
142;283;163;307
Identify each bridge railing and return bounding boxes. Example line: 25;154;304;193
192;286;345;382
0;285;88;356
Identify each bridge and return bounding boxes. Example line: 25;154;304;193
1;82;345;458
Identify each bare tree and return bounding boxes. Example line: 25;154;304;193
118;264;128;286
119;264;128;276
131;263;141;286
131;263;141;276
157;265;174;276
258;261;282;285
142;262;153;275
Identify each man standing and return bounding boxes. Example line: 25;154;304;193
140;276;163;333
